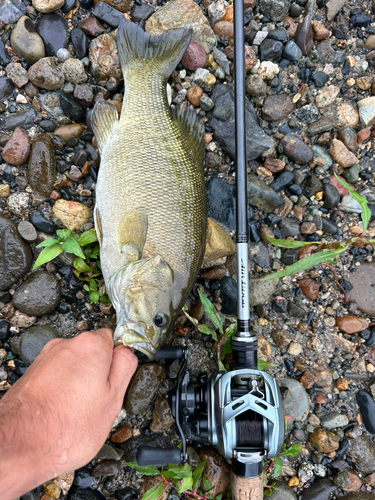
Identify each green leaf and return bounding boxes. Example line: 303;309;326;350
89;291;100;303
198;290;224;334
224;322;237;338
56;229;72;241
334;173;371;232
258;360;278;370
124;462;159;476
33;245;63;269
220;338;232;358
198;324;218;341
260;245;348;281
141;483;164;500
83;284;90;292
89;279;97;290
264;489;272;496
272;457;283;478
174;476;193;495
61;236;85;259
266;236;318;248
74;257;94;273
218;360;227;372
281;444;302;457
216;495;223;500
192;461;206;489
36;237;59;248
202;474;212;492
162;465;191;479
78;230;98;246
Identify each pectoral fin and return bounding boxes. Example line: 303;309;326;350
119;212;148;263
91;100;119;153
131;255;174;290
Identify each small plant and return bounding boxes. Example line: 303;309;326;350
125;461;226;500
33;229;109;304
184;290;276;372
260;174;375;286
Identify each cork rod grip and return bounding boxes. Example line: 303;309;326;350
231;472;263;500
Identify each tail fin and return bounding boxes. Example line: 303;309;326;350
116;19;192;80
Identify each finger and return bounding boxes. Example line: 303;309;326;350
108;346;138;397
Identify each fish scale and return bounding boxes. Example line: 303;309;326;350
92;20;206;358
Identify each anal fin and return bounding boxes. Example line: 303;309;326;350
91;100;119;153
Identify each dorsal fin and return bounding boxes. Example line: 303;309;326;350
171;105;205;163
91;100;119;153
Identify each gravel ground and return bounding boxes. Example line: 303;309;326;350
1;0;375;498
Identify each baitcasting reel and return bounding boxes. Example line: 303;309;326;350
136;345;284;481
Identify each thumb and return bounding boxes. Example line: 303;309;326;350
108;345;138;396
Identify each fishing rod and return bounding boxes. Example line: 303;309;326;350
135;3;284;497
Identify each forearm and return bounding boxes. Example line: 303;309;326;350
0;395;50;500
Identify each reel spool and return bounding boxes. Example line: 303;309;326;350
136;346;284;484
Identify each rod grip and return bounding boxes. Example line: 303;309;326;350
136;446;182;466
231;472;263;500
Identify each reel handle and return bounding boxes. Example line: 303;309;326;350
136;446;182;466
231;472;263;500
154;346;185;360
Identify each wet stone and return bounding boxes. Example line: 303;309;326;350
259;0;291;22
1;127;30;166
36;13;69;57
18;221;37;242
336;315;369;334
299;478;338;500
132;3;154;22
356;390;375;434
198;447;231;498
71;28;88;60
338;127;357;153
13;270;61;317
110;425;133;444
93;1;124;27
282;40;303;61
266;480;297;500
150;395;175;433
321;218;338;234
0;77;14;102
181;41;207;72
92;460;122;477
19;325;59;366
323;184;340;209
313;71;329;88
348;263;375;317
60;93;85;122
70;488;106;500
260;39;283;62
281;378;309;421
89;32;121;81
298;278;320;300
308;428;339;453
320;413;349;430
27;134;56;197
120;434;172;462
28;58;64;91
270;171;294;192
206;177;236;230
0;216;33;292
348;435;375;475
124;363;163;414
30;211;57;234
0;0;26;24
281;135;314;164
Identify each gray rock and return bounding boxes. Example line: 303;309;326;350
207;84;273;162
320;413;349;429
312;145;332;170
0;108;36;131
246;74;267;96
340;195;362;213
306;118;335;135
266;480;297;500
348;263;375;317
259;0;291;22
260;39;284;62
212;47;230;75
323;184;340;209
299;478;338;500
95;443;124;461
248;174;285;213
250;277;279;307
281;378;309;422
281;135;314;164
12;271;61;316
294;15;313;55
338;495;374;500
294;103;320;125
326;0;346;22
124;363;163;414
173;339;217;380
262;94;294;122
279;219;300;238
0;216;33;292
17;221;37;242
348;435;375;475
0;77;14;101
200;94;214;111
11;16;45;65
19;325;60;366
282;40;303;61
0;0;26;24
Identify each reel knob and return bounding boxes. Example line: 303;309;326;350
136;446;182;466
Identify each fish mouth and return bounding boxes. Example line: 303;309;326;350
113;322;158;359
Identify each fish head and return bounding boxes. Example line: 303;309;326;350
110;256;175;359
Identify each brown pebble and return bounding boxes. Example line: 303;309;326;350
313;365;333;387
318;132;331;145
316;393;327;404
300;370;317;389
222;4;233;21
311;20;330;40
213;21;233;38
300;222;316;234
78;16;105;37
110;425;133;444
181;41;207;72
1;303;15;319
174;325;190;337
288;476;299;487
201;267;226;280
50;190;61;201
336;315;369;334
186;86;203;107
1;127;30;166
308;427;339;453
190;300;204;322
335;377;349;390
342;469;363;492
298;278;320;300
357;128;371;144
264;158;285;173
365;473;375;486
244;46;257;71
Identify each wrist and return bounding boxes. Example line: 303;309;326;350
0;395;50;500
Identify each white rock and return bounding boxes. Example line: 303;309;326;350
340;194;362;213
57;48;70;62
253;31;268;45
7;192;30;216
258;61;279;79
358;96;375;127
193;68;209;85
208;0;228;24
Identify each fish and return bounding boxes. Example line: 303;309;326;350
91;20;207;359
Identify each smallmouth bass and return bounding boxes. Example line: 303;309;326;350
92;20;206;359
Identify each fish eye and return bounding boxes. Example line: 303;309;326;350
154;313;168;328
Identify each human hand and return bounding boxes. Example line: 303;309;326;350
0;328;138;500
